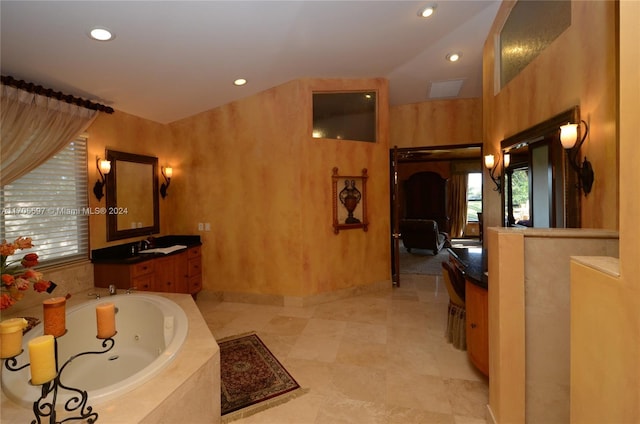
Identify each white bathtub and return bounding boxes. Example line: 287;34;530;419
1;293;188;408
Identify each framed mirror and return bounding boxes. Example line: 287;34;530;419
105;150;159;241
500;106;581;228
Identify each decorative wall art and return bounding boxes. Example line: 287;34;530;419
332;167;368;234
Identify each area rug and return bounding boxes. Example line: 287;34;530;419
219;332;305;422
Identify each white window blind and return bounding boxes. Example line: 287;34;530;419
1;138;89;266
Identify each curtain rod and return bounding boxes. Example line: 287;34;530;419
1;75;114;114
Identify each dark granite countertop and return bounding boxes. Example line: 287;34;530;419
447;247;488;289
91;235;201;264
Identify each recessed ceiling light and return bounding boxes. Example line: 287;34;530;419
89;27;114;41
417;4;437;18
233;78;247;86
446;52;462;62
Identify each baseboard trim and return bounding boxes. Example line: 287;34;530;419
486;404;498;424
200;280;392;308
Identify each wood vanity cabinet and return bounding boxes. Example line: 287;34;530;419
94;246;202;296
466;279;489;376
187;245;202;294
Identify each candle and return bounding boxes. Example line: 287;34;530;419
96;302;116;339
28;335;56;385
43;297;67;337
0;318;28;358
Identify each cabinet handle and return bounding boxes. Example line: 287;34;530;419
470;323;477;329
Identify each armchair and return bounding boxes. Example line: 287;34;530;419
400;219;450;255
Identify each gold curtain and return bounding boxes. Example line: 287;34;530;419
448;173;468;238
1;84;98;185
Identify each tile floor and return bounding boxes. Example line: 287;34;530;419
196;273;488;424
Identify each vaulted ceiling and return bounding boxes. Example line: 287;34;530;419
1;1;500;124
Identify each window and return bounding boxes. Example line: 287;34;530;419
1;138;89;266
312;91;377;142
467;172;482;222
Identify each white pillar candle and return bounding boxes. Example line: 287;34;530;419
96;302;116;338
28;335;56;385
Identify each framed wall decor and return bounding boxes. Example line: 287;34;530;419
332;167;368;234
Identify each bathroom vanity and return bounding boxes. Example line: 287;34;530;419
92;235;202;296
448;247;488;376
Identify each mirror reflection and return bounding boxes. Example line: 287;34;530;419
501;107;580;228
115;161;154;229
105;150;159;241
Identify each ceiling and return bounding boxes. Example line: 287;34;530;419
0;1;500;124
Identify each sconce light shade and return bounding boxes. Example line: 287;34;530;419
560;120;594;196
560;123;579;149
98;160;111;174
484;154;495;169
93;157;111;201
484;153;506;193
160;166;172;199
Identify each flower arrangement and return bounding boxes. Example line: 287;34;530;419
1;237;56;310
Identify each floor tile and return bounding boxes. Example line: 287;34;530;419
197;274;488;423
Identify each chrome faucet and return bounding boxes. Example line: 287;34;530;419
108;284;117;295
139;239;150;251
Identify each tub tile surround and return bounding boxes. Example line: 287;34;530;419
0;290;220;424
197;274;489;424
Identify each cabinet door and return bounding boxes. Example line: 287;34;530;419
174;252;189;293
154;256;177;292
187;246;202;295
466;280;489;376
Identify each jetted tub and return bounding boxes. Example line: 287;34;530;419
1;293;188;408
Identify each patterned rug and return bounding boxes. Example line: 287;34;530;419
219;333;303;422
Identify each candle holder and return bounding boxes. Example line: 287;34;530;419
3;333;116;423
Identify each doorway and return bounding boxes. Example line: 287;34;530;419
390;144;483;285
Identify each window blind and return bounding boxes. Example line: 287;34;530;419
1;138;89;266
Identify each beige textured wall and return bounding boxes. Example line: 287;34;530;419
86;111;174;249
483;0;618;230
166;78;391;298
390;98;482;148
570;0;640;421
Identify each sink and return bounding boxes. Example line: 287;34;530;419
139;245;187;255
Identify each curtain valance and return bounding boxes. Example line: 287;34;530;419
1;78;109;185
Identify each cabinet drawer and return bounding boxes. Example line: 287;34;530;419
133;274;154;291
189;275;202;294
188;246;201;259
188;257;201;277
132;260;154;277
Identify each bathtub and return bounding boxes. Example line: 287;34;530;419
1;293;188;408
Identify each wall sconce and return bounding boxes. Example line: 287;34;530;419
160;166;172;198
560;120;594;196
93;157;111;201
484;153;510;193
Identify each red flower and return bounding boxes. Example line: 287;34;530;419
2;274;15;287
21;253;39;268
0;293;16;310
33;280;51;293
20;269;42;281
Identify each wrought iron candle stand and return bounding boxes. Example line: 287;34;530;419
3;332;116;424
